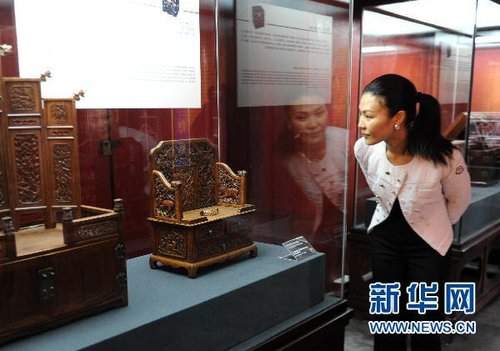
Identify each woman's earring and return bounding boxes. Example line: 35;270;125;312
394;124;400;131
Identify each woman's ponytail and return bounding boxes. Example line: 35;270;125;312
407;92;454;165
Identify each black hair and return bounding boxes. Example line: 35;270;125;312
363;74;454;165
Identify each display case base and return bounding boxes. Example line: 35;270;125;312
1;242;343;351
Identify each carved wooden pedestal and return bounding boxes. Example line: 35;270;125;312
149;205;257;278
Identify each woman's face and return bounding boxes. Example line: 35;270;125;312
357;92;395;145
288;103;328;146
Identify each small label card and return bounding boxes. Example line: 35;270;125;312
280;236;317;261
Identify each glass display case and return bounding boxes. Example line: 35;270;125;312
349;0;500;322
1;0;350;291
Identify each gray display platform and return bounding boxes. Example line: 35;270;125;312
453;183;500;242
3;242;327;351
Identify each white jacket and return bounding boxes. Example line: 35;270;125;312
354;138;471;256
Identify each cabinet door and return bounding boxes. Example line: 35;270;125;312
51;237;126;316
0;257;52;340
0;237;127;344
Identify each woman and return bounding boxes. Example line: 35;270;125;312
277;94;346;287
354;74;471;350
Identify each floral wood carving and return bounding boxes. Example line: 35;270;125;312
14;134;42;204
53;144;72;202
158;228;186;258
153;140;216;211
154;176;176;219
173;165;197;209
78;221;118;240
8;85;35;112
217;167;241;205
11;118;38;126
49;104;69;124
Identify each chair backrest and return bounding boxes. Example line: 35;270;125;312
149;138;217;211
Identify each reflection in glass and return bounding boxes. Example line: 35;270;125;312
233;0;350;293
277;95;346;285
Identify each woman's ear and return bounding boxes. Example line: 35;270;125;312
394;110;406;126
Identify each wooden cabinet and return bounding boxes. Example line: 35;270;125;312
0;237;126;342
0;71;128;345
0;203;128;345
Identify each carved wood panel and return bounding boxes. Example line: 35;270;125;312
0;76;9;211
44;99;81;223
0;165;6;209
151;139;217;211
3;79;41;115
157;227;187;258
11;131;44;206
45;98;76;127
3;79;45;216
0;98;7;210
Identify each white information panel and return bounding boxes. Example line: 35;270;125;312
14;0;201;109
236;1;333;107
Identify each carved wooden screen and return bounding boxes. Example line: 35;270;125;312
44;99;82;223
2;78;48;229
150;138;217;211
0;78;82;229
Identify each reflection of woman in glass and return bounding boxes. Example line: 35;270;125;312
277;95;346;287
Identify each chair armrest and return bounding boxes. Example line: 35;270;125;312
151;170;183;223
215;162;247;207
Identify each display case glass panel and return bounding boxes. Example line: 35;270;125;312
225;0;351;295
464;0;500;244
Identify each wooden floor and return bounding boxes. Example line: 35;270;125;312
15;224;66;257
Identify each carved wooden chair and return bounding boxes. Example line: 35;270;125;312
148;138;257;277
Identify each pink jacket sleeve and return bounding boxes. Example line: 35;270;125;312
441;149;471;224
